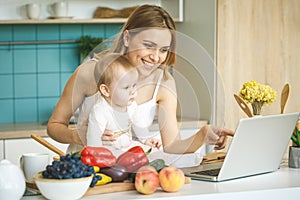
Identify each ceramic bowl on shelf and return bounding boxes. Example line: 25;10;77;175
34;173;92;200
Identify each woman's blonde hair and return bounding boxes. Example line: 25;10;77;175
95;5;176;79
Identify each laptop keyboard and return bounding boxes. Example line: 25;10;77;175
191;168;221;176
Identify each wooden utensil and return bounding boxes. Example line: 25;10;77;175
234;94;253;117
280;83;290;114
31;134;66;156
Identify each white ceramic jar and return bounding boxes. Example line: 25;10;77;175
0;159;26;200
51;1;68;17
26;3;41;19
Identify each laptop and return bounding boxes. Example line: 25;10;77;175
181;112;300;182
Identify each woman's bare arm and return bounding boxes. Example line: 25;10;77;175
157;78;234;154
47;61;97;145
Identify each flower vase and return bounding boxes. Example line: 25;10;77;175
251;101;264;116
289;146;300;168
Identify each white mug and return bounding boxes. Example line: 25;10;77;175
26;3;41;19
20;153;49;181
51;2;68;17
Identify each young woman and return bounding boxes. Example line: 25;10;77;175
47;4;234;155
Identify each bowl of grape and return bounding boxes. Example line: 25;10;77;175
34;153;99;200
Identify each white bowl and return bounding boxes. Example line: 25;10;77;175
34;173;92;200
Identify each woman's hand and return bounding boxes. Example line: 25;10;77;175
205;125;234;150
101;129;116;146
144;138;162;149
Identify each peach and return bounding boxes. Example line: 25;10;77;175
134;165;159;195
159;166;185;192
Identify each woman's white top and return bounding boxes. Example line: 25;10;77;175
129;72;164;143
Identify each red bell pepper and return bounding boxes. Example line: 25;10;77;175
116;146;149;172
81;146;116;168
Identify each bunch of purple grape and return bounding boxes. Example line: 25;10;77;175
42;153;100;187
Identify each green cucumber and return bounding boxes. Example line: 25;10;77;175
128;159;166;183
147;159;166;172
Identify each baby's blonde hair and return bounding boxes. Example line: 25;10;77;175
94;53;135;89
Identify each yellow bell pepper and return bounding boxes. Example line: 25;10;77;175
95;173;112;186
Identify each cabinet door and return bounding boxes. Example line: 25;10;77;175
4;137;68;166
0;140;3;161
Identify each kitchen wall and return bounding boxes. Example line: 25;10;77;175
217;0;300;130
0;0;216;125
0;23;122;123
175;0;216;124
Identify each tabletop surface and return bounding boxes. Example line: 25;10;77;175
22;165;300;200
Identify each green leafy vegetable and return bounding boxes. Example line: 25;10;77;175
77;35;103;59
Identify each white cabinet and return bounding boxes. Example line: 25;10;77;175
0;140;3;161
4;137;68;167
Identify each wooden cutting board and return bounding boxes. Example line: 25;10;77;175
85;178;191;195
85;182;135;195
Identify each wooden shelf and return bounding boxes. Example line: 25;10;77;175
0;17;181;24
0;0;183;24
0;18;126;24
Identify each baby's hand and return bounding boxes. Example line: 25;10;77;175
101;129;116;146
144;138;162;149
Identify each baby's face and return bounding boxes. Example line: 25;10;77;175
109;67;138;109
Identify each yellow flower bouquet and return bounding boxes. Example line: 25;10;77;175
239;80;277;115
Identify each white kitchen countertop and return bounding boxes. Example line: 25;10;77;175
21;163;300;200
0;118;207;140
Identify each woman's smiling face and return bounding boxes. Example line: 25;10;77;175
125;28;172;78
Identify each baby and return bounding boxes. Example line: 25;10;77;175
87;53;161;150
